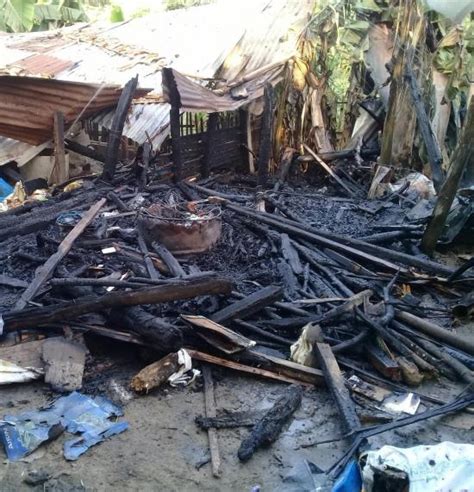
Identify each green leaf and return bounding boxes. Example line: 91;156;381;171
355;0;382;13
3;0;35;32
34;3;61;22
59;5;87;23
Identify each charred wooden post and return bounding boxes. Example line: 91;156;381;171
257;84;275;186
315;343;360;434
102;75;139;182
237;385;303;461
421;97;474;255
162;68;183;182
50;111;68;185
405;63;444;191
202;112;219;178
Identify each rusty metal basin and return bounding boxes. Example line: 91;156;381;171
139;202;222;255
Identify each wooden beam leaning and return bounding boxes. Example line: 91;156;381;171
303;144;356;197
14;198;107;310
315;343;360;434
211;285;283;324
162;68;183;182
102;75;139;182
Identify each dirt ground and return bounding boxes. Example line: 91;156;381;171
1;359;473;492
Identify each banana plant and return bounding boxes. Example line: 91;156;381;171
0;0;87;32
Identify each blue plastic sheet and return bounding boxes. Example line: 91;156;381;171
0;177;13;201
0;392;128;461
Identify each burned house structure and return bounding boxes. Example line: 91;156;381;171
0;0;473;490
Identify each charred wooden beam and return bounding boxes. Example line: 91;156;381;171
162;68;183;182
3;277;233;332
257;83;275;186
315;343;360;434
102;75;139;182
151;241;185;278
211;285;283;324
237;385;303;461
395;310;474;355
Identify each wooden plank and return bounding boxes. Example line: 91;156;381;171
14;198;107;310
211;285;283;324
315;342;360;433
187;350;314;387
42;337;87;392
202;365;222;477
182;315;254;354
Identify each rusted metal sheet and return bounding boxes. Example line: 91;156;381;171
0;76;150;145
7;54;75;78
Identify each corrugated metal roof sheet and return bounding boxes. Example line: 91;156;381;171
0;137;47;168
0;0;314;150
0;76;128;144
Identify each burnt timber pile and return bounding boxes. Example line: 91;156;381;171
0;0;473;489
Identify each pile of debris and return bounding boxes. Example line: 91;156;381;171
0;0;473;488
0;156;473;485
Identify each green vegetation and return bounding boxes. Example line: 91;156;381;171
0;0;87;32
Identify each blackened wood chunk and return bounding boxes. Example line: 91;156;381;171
237;384;303;462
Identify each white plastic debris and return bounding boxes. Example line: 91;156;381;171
101;247;117;255
0;359;44;385
167;349;200;387
361;442;474;492
382;392;421;415
390;172;436;200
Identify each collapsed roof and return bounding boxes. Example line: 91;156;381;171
0;0;314;164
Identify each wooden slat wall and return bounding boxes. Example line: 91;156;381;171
160;111;243;176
